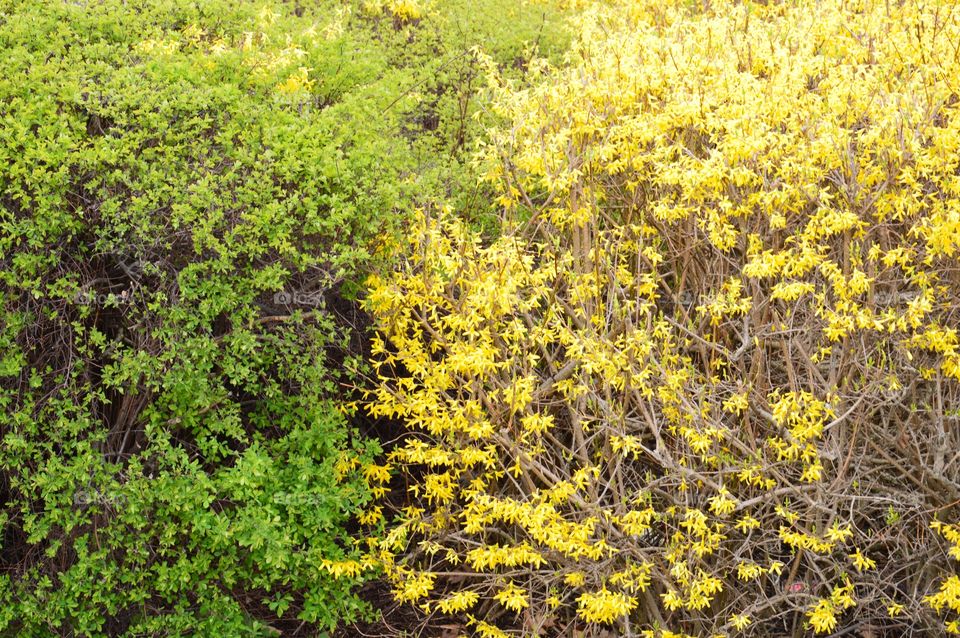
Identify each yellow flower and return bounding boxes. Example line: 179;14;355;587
387;0;421;21
494;581;528;613
357;506;383;526
363;463;392;485
722;391;749;415
729;613;751;630
436;590;479;614
925;575;960;613
734;515;761;533
468;617;511;638
564;571;586;587
708;488;737;517
576;587;638;624
319;559;366;579
275;66;314;94
825;521;853;544
392;570;436;603
807;599;838;634
736;562;764;582
848;548;877;572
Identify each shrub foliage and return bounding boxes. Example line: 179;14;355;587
365;1;960;636
0;0;444;633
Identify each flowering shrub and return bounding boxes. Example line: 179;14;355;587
364;1;960;635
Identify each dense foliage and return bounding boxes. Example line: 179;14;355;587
9;0;960;636
365;1;960;636
0;0;569;635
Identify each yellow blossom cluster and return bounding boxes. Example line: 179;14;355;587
363;0;960;635
806;582;857;634
576;587;638;624
928;522;960;634
133;15;325;95
364;203;870;633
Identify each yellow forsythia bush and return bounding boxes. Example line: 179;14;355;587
363;1;960;635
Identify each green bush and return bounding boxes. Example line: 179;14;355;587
0;0;408;634
350;0;573;231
